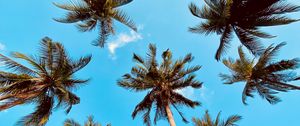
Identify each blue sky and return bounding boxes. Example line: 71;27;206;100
0;0;300;125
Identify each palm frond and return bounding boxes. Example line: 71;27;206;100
265;59;299;73
171;92;200;108
11;52;47;75
92;20;112;48
112;9;137;31
132;92;154;126
153;98;166;124
0;54;37;75
133;53;145;65
172;74;202;89
244;29;275;38
64;119;81;126
215;25;232;61
147;44;158;68
189;22;223;35
117;77;153;92
254;42;286;70
53;1;89;11
203;110;213;125
189;3;204;19
112;0;133;8
193;110;241;126
16;96;53;126
256;84;281;104
214;111;221;126
242;82;254;105
223;115;242;126
219;73;244;84
0;99;27;111
71;55;92;74
262;2;300;15
55;88;80;113
76;19;98;32
54;11;91;23
255;16;299;26
233;26;264;56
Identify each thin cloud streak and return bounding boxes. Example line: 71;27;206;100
176;85;215;104
0;42;5;51
108;30;143;59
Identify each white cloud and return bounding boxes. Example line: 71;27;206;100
0;43;5;51
108;30;143;59
199;86;215;104
176;87;197;100
176;85;215;104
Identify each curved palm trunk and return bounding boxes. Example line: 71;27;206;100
165;104;176;126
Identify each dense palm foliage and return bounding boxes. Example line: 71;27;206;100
64;116;111;126
54;0;137;47
0;37;91;125
118;44;203;126
220;42;300;104
192;110;241;126
189;0;300;60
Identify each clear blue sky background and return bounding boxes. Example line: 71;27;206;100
0;0;300;126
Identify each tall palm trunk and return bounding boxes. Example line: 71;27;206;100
165;104;176;126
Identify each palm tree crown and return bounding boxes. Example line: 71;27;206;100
64;116;111;126
118;44;203;126
0;37;92;125
54;0;137;47
189;0;300;60
192;110;241;126
220;42;300;104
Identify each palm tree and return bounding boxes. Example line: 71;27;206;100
189;0;300;60
220;42;300;104
118;44;203;126
54;0;137;47
192;110;241;126
64;116;111;126
0;37;92;125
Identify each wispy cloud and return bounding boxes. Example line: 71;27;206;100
176;85;215;104
0;42;5;51
108;30;143;59
176;87;197;100
199;86;215;104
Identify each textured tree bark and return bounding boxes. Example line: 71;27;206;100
165;104;176;126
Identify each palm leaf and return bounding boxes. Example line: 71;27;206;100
0;54;37;75
53;1;89;12
215;25;232;61
112;0;133;8
64;119;81;126
112;9;137;31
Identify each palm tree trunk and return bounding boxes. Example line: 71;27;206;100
165;104;176;126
